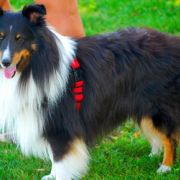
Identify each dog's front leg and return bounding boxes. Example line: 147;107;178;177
42;137;89;180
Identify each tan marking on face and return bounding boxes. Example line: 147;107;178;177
12;49;30;65
12;49;30;72
31;43;37;51
141;117;174;167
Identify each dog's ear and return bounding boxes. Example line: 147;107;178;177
0;8;4;16
22;4;46;24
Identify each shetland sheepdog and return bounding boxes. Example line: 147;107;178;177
0;4;179;179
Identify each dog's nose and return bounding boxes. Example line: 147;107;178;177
2;58;11;67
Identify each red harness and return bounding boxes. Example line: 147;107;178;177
71;58;84;111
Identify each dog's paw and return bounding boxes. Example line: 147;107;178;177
149;152;156;157
41;174;55;180
157;165;171;173
149;146;162;157
149;151;160;157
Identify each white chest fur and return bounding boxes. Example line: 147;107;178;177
0;31;76;159
0;73;49;158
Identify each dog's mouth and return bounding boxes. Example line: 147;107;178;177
4;66;16;79
1;57;26;79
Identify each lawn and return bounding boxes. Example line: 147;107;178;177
0;0;180;179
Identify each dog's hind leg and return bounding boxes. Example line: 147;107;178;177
42;138;89;180
157;136;175;173
141;117;163;156
141;117;175;173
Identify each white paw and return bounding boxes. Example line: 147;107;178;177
41;174;55;180
157;165;171;173
149;152;156;157
149;151;160;157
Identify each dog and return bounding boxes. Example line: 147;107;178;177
0;4;179;179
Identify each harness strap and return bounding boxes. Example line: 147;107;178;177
71;58;84;110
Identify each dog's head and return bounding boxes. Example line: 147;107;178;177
0;4;46;79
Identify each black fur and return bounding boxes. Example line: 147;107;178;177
22;4;46;25
0;4;179;176
43;28;180;160
0;8;3;16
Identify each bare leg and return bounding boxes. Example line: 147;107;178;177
35;0;85;37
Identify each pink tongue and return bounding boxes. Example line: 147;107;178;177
4;67;16;79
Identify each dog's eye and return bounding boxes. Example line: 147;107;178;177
15;34;23;41
0;32;5;40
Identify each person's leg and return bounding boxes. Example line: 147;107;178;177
35;0;85;37
0;0;11;10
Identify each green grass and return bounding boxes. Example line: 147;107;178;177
0;123;180;179
79;0;180;35
1;0;180;179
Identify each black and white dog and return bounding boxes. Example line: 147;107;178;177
0;4;179;179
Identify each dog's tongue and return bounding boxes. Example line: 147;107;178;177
4;67;16;79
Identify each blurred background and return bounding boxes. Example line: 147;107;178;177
12;0;180;35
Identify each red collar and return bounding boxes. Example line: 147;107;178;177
71;58;84;111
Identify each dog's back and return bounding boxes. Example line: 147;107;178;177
75;28;180;173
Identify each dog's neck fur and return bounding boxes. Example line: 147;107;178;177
0;29;76;157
